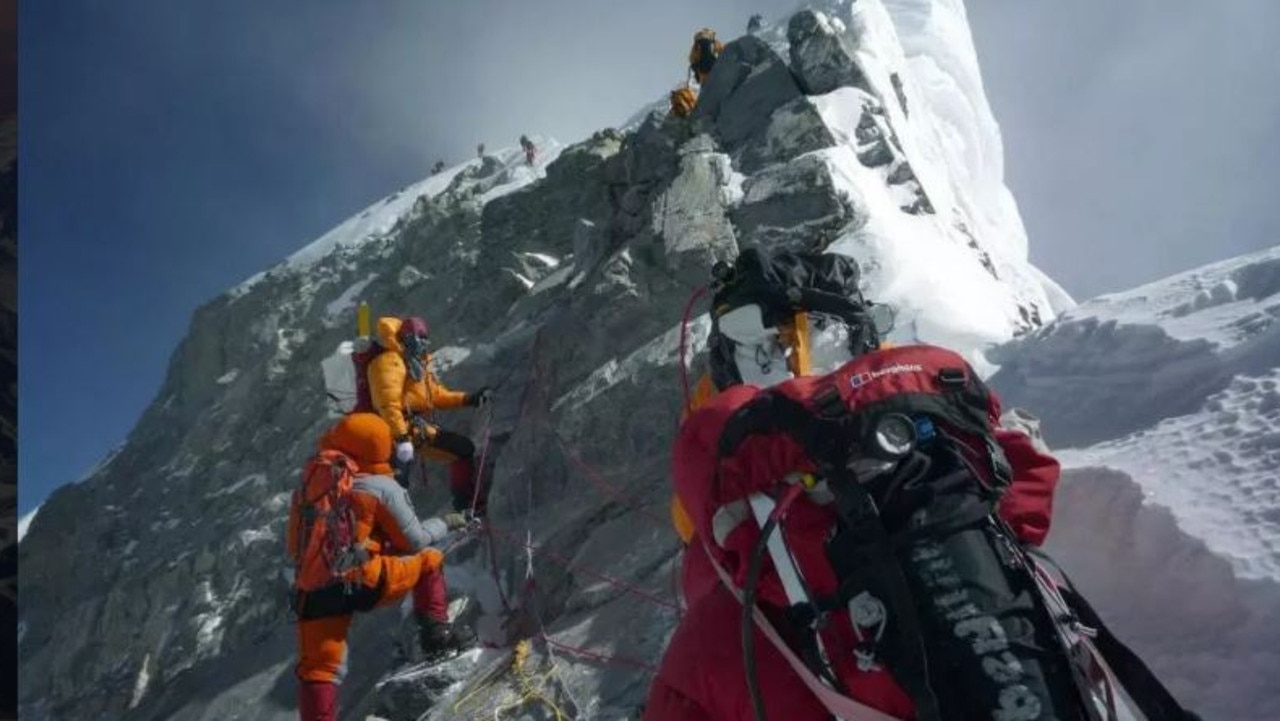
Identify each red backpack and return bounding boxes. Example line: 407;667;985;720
706;344;1194;721
350;337;382;414
287;450;366;592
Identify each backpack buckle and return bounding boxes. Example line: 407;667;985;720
937;367;967;389
814;385;846;420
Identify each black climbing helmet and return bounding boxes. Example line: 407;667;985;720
707;248;890;390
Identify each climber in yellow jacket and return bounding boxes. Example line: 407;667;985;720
368;316;493;512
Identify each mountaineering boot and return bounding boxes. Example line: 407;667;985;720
417;616;477;661
298;681;339;721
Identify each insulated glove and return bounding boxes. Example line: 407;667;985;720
395;440;415;464
466;387;493;408
443;512;468;530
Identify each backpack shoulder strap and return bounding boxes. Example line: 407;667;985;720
704;541;906;721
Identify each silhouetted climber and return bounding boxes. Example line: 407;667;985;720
519;135;537;166
688;28;723;85
430;160;445;175
476;142;485;158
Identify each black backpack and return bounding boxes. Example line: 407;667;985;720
715;350;1201;721
693;36;718;75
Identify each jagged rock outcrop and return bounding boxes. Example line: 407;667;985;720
788;9;871;96
19;4;1056;720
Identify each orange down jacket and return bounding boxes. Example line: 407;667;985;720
286;414;449;600
367;316;469;440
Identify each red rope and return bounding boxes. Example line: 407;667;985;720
678;285;709;412
486;523;680;612
469;405;494;514
552;432;672;530
484;521;514;613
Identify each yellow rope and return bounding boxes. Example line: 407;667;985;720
448;638;572;721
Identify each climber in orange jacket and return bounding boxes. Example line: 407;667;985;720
367;316;493;512
288;413;476;721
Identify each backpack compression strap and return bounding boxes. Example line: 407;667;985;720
705;542;905;721
1030;549;1201;721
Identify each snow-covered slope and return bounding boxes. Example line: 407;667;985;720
1045;468;1280;720
722;0;1063;373
994;246;1280;581
992;246;1280;445
1062;367;1280;580
992;246;1280;717
16;505;35;543
231;140;565;298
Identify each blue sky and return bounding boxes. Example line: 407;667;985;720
18;1;1280;514
17;0;781;514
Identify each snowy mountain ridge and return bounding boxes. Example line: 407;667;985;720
992;245;1280;718
18;1;1269;719
231;139;565;298
1055;245;1280;349
997;246;1280;580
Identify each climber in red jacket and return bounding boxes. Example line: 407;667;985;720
645;350;1059;721
646;249;1194;721
650;249;1059;721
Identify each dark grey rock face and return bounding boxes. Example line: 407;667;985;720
788;9;870;96
17;104;731;721
732;154;859;252
692;36;836;175
18;9;1047;721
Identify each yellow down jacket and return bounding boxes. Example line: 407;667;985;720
367;316;468;440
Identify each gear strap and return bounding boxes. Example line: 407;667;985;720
705;542;906;721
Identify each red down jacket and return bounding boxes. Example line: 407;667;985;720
645;345;1060;721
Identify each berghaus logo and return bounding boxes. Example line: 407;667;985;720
850;363;924;388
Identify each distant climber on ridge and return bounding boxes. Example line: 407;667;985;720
519;134;537;166
430;159;445;175
477;142;486;158
669;83;697;119
288;413;476;721
367;315;494;513
688;28;723;85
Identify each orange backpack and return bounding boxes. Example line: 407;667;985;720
287;450;366;592
670;86;698;118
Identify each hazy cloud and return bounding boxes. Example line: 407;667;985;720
967;0;1280;298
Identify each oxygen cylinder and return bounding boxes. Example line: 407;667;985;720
357;300;371;338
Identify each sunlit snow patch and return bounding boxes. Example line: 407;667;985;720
17;505;39;543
